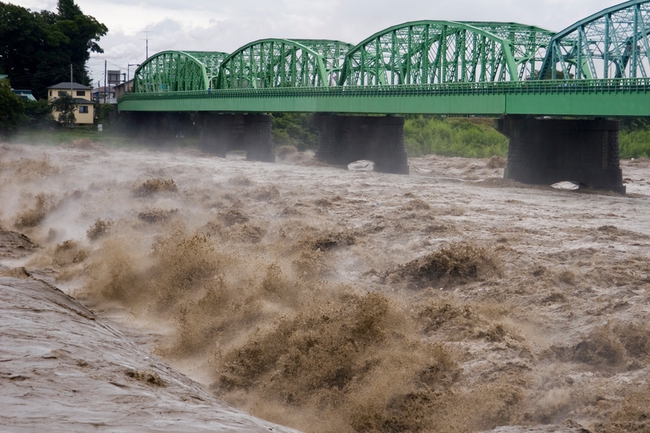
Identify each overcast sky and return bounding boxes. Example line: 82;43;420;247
11;0;620;87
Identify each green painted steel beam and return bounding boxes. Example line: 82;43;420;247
338;20;536;86
183;51;230;84
133;50;228;93
290;40;354;78
540;0;650;80
465;22;554;80
215;39;348;89
119;78;650;116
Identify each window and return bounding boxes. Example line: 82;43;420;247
78;106;89;114
76;90;85;97
58;90;67;96
49;91;52;97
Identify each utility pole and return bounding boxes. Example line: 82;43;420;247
104;60;107;103
143;29;153;59
68;63;74;129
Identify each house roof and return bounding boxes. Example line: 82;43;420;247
12;89;36;102
73;98;92;104
48;82;92;90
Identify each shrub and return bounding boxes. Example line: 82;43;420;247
404;115;508;158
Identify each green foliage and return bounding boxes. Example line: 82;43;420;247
0;1;107;99
619;117;650;133
0;78;25;134
271;113;318;150
620;127;650;159
22;99;54;127
97;103;114;122
51;93;76;128
404;115;508;158
617;117;650;159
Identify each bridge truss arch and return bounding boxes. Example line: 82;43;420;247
464;23;554;80
133;51;228;93
290;40;354;85
338;21;553;86
540;0;650;79
215;39;352;89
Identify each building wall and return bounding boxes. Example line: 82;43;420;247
114;80;133;99
73;104;95;124
48;88;90;102
48;88;94;125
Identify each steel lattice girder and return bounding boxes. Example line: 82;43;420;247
133;51;228;93
540;0;650;79
290;40;354;84
337;20;542;86
183;51;230;85
464;23;554;80
216;39;352;89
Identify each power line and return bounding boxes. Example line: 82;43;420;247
88;58;125;69
8;66;77;81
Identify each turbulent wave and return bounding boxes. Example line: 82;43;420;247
1;142;650;433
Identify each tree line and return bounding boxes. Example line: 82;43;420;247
0;0;106;134
0;0;107;99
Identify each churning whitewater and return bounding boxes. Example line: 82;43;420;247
1;140;649;433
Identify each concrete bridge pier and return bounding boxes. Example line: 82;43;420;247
310;113;409;174
199;113;275;162
243;115;275;163
497;115;625;194
124;112;194;141
199;113;233;157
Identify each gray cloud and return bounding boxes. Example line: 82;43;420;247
11;0;622;86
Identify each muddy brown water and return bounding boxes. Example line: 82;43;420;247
1;142;649;433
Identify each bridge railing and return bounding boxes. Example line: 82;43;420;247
118;77;650;102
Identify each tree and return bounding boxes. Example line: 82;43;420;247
23;99;54;127
97;103;114;123
51;93;76;128
271;113;319;150
0;78;24;135
54;0;107;86
0;1;107;99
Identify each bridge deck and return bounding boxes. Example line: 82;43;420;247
119;78;650;116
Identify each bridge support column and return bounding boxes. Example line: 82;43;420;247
199;113;275;162
244;114;275;163
310;113;409;174
199;113;233;157
497;115;625;194
123;112;194;142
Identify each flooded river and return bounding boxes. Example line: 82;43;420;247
1;141;649;433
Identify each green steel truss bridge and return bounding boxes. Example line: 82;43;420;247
119;0;650;117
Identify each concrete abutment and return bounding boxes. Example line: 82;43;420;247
497;115;625;194
309;113;409;174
